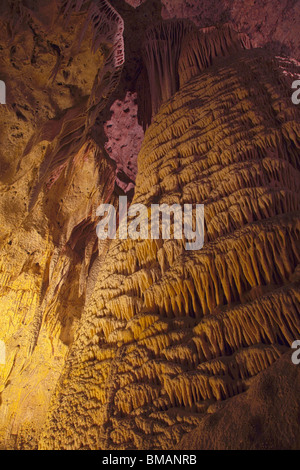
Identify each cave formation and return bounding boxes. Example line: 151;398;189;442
0;0;299;450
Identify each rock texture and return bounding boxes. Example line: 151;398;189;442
0;0;299;451
127;0;300;60
104;92;143;192
107;0;300;177
40;39;300;449
177;352;300;450
0;0;123;449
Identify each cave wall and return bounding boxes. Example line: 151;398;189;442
0;0;122;448
0;0;299;450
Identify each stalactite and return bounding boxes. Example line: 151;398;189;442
178;25;251;87
31;28;300;450
140;21;251;128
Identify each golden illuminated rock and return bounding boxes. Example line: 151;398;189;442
0;0;123;449
0;1;299;451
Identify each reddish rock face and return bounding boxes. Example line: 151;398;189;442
114;0;300;189
104;92;144;192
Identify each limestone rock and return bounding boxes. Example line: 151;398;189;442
40;43;300;449
0;0;123;449
176;352;300;450
0;0;299;451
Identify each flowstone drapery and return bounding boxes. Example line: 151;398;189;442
40;47;300;449
0;1;299;451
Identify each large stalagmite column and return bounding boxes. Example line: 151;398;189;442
40;32;300;449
